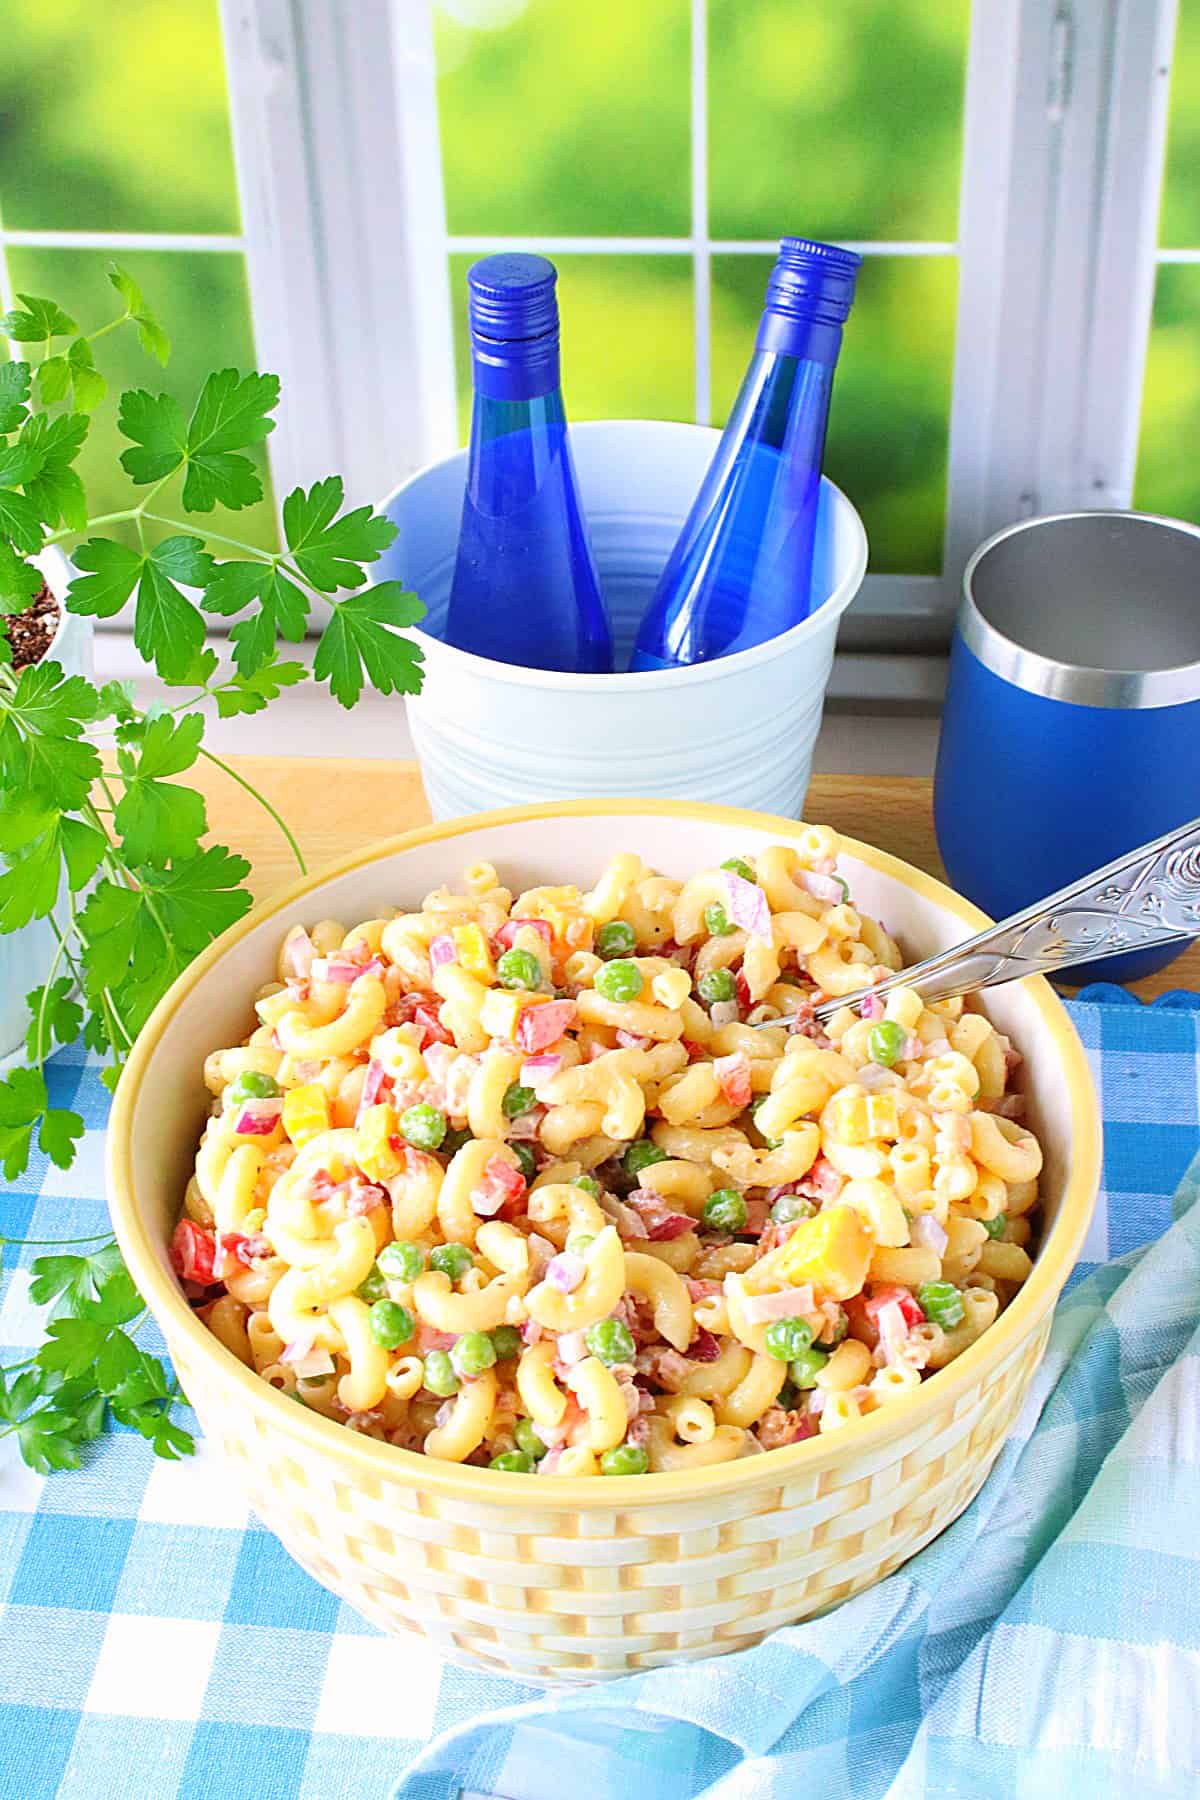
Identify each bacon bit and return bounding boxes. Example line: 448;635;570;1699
757;1406;819;1449
346;1178;388;1217
646;1212;694;1241
741;1196;769;1236
795;1155;844;1205
757;1221;802;1255
170;1219;217;1285
735;971;751;1014
642;1346;693;1392
415;1324;456;1353
843;1294;878;1348
681;1038;707;1063
713;1050;752;1109
685;1277;722;1301
982;1093;1026;1119
307;1167;339;1202
599;1193;650;1240
686;1326;721;1362
494;917;553;951
627;1414;652;1449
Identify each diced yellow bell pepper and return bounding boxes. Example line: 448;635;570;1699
355;1102;403;1183
479;988;549;1042
777;1204;873;1300
865;1092;901;1141
826;1090;869;1146
452;923;495;984
281;1082;330;1148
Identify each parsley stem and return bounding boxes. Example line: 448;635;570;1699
44;508;139;543
197;747;307;874
85;314;127;346
144;513;276;561
0;1233;113;1247
33;930;68;1068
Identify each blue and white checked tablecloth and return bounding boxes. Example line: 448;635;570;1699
2;993;1199;1800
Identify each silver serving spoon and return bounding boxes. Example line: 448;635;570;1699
752;814;1200;1028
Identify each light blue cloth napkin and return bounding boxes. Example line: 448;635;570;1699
394;1006;1200;1800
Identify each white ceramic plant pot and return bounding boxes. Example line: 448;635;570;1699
376;420;868;820
0;548;93;1062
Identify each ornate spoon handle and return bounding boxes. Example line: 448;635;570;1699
764;814;1200;1027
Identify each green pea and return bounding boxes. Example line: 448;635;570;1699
355;1266;388;1304
623;1139;667;1178
511;1141;537;1182
429;1242;473;1281
594;959;644;1004
573;1174;601;1197
490;1449;535;1473
702;1187;747;1233
514;1417;547;1461
441;1126;473;1157
770;1192;815;1225
599;1442;649;1476
596;919;637;959
585;1317;636;1366
227;1069;281;1107
703;901;733;936
789;1346;829;1388
490;1324;523;1361
868;1019;907;1068
400;1101;447;1151
502;1082;536;1118
982;1214;1008;1240
497;947;542;991
764;1317;815;1362
378;1239;424;1282
422;1350;459;1397
451;1330;497;1379
917;1281;965;1330
369;1300;414;1349
697;968;736;1005
720;857;755;882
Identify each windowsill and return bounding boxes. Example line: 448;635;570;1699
93;634;944;778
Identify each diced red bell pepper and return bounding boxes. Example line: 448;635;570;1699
493;918;553;951
361;1059;391;1110
714;1050;752;1109
735;971;752;1014
865;1285;925;1329
414;1004;453;1048
171;1219;217;1285
516;999;576;1054
484;1153;526;1201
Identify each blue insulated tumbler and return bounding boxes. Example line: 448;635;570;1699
935;511;1200;983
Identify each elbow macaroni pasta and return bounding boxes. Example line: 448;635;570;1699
176;840;1043;1476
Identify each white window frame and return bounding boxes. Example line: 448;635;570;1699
0;0;1182;690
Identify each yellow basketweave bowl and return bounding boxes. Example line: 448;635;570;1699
108;801;1100;1685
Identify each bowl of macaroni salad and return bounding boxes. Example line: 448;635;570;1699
109;802;1099;1682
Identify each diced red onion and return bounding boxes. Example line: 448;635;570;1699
857;1063;897;1092
925;1037;951;1057
710;998;740;1028
911;1214;949;1256
615;1028;651;1050
798;869;845;906
280;1331;315;1365
506;1109;543;1141
859;990;884;1021
429;933;457;969
877;1299;910;1364
234;1097;283;1135
546;1252;586;1293
556;1329;587;1366
291;1347;336;1380
724;871;771;940
521;1054;562;1098
280;928;316;981
904;1033;923;1061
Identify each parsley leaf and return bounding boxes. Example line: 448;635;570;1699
18;411;89;531
213;658;308;718
0;359;31;431
70;536;211;681
0;662;101;810
0;485;44;554
0;808;61;928
139;845;253;953
181;369;278;512
203;560;309;676
282;477;397;592
37;1317;113;1378
0;541;43;615
68;537;142;617
24;979;84;1062
107;263;170;366
313;581;425;708
117;387;187;484
16;1411;83;1474
114;712;207;865
1;294;76;344
0;1066;49;1178
39;338;107;414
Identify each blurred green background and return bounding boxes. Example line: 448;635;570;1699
0;0;1195;570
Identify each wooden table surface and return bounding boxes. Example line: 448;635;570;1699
189;757;1200;1003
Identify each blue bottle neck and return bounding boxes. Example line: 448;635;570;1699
469;339;562;403
755;308;844;366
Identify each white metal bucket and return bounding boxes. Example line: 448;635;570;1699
377;420;868;820
0;549;92;1062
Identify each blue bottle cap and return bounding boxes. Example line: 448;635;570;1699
466;254;560;399
757;237;861;361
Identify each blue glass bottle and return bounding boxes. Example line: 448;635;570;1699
630;237;860;670
444;254;612;673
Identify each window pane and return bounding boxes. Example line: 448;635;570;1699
711;254;956;576
435;1;690;236
5;249;276;551
1134;266;1200;521
448;253;693;442
1158;0;1200;248
0;0;240;233
708;0;969;243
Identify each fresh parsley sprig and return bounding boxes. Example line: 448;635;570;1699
0;266;429;1474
